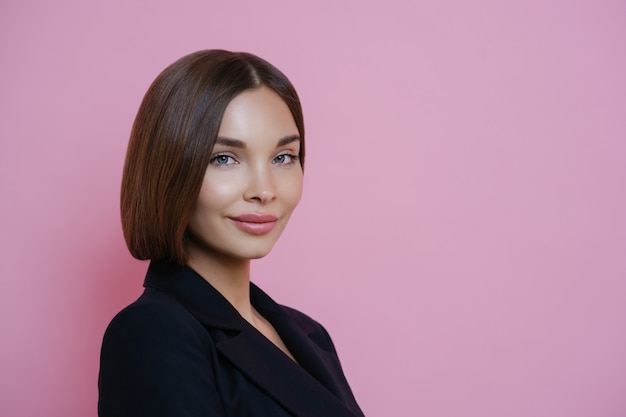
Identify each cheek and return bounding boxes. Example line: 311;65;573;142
200;177;242;208
188;186;230;231
283;173;304;208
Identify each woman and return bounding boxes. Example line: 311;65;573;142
98;50;364;417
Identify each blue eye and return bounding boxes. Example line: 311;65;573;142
273;153;298;165
210;154;237;166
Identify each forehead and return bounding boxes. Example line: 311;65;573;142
217;86;298;142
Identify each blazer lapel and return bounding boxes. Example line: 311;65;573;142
251;285;362;412
216;329;358;417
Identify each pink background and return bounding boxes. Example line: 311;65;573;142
1;1;625;416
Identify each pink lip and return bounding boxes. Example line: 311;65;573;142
230;213;278;235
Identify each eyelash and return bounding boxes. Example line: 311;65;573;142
273;153;299;166
209;153;238;166
209;152;299;167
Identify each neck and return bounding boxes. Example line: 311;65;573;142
186;247;254;321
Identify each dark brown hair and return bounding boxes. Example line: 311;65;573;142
121;50;305;264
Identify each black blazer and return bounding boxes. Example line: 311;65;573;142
98;261;364;417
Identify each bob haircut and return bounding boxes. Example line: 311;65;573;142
121;50;305;265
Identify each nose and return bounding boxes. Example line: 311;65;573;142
243;166;276;204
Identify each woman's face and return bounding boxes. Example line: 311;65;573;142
186;86;303;262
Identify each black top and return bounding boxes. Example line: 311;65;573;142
98;260;364;417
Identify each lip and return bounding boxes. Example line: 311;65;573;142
229;213;278;235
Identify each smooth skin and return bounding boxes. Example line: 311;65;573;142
186;86;303;361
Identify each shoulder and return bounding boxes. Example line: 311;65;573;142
100;288;216;379
102;287;209;351
280;304;320;328
250;282;339;353
99;288;224;416
280;305;339;354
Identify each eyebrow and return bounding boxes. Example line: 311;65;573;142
277;135;301;147
215;137;246;148
215;135;301;149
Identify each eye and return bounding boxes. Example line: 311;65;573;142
210;153;238;166
273;153;299;165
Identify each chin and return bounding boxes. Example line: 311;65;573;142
248;253;270;260
239;246;274;260
233;236;283;260
220;242;276;261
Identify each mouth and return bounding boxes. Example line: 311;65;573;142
229;213;278;235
